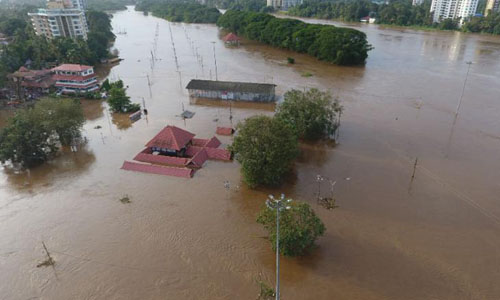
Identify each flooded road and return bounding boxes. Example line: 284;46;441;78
1;6;500;299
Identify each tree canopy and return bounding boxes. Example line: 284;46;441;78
276;88;343;140
217;10;372;65
0;98;84;168
106;80;140;113
230;115;299;188
257;201;326;256
136;0;221;23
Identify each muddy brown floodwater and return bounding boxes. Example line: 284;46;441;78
1;6;500;299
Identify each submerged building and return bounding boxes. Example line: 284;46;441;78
186;79;276;102
28;0;88;39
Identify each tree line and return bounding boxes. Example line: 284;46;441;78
135;0;221;23
288;0;500;34
217;10;372;65
87;0;136;11
0;8;115;87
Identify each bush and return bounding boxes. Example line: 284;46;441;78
106;80;139;113
287;57;295;64
276;88;343;140
230;115;298;188
257;201;326;256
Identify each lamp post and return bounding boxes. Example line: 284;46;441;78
266;194;292;300
456;61;472;117
211;41;218;81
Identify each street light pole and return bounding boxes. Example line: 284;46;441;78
211;41;218;81
456;61;472;117
266;194;292;300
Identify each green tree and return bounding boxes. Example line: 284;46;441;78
0;98;84;167
257;201;326;256
33;98;85;146
276;88;343;140
106;80;140;113
230;116;298;188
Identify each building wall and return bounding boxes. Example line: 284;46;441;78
485;0;500;15
430;0;478;22
267;0;302;10
188;89;276;102
29;9;88;39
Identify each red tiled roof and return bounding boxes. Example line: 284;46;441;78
52;64;93;72
205;148;231;161
205;136;221;148
55;82;99;88
145;126;195;151
223;33;240;42
188;148;208;168
121;161;193;178
192;138;209;147
216;127;234;136
186;145;204;157
134;152;188;166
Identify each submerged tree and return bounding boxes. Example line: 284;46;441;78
0;98;84;167
230;115;299;188
276;88;343;140
257;201;326;256
106;80;140;113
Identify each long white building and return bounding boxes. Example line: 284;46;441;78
28;0;88;39
266;0;303;10
430;0;479;23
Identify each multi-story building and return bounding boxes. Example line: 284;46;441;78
485;0;500;15
430;0;479;23
266;0;303;10
52;64;99;94
28;0;88;39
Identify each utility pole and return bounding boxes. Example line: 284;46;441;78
456;61;472;117
266;194;292;300
211;41;218;81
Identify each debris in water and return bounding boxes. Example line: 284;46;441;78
120;195;131;204
180;110;195;119
94;125;102;129
37;242;55;268
345;177;351;181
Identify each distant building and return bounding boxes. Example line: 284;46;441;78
430;0;479;23
223;33;240;46
413;0;425;5
28;0;88;39
267;0;303;10
52;64;99;94
8;67;55;99
485;0;500;15
186;79;276;102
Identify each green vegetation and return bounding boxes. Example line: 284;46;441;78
88;0;135;11
217;10;372;65
106;80;140;113
257;201;326;256
287;57;295;64
0;9;115;87
230;115;299;188
276;88;342;140
288;0;500;34
135;0;221;23
0;98;84;168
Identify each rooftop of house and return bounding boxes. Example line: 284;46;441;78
186;79;276;95
145;126;196;151
223;32;240;42
52;64;93;72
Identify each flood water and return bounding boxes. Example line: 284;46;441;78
1;7;500;299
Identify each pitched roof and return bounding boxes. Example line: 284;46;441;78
223;32;240;42
52;64;93;72
145;126;195;151
121;161;193;178
186;80;276;95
